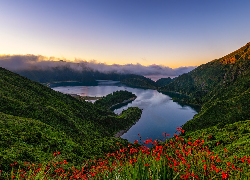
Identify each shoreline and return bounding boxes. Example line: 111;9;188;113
70;94;103;100
70;93;138;137
114;127;131;138
112;96;138;137
109;96;136;109
114;117;140;138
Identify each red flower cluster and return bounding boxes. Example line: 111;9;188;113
7;127;250;179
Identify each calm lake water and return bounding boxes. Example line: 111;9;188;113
51;80;199;145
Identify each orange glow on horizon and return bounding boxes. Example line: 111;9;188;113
0;53;204;69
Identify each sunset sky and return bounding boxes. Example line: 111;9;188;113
0;0;250;68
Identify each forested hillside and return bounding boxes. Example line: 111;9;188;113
160;42;250;132
156;77;176;87
95;90;136;109
0;67;142;172
120;75;158;89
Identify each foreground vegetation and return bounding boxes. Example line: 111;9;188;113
4;126;250;179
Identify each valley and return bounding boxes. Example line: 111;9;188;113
1;42;250;179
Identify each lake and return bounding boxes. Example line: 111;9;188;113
50;80;199;145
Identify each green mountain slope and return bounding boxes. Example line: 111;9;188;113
0;67;142;172
0;112;81;172
160;42;250;131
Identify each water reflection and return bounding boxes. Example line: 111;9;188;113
160;91;201;112
51;81;199;147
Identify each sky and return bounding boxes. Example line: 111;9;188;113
0;0;250;69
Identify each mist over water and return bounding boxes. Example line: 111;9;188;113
51;81;198;146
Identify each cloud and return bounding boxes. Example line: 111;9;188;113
0;54;196;76
0;54;64;71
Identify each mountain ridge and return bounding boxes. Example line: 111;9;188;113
160;42;250;132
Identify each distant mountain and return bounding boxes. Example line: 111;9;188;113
156;77;177;87
13;67;146;83
14;66;96;83
120;75;158;89
160;42;250;132
12;63;167;89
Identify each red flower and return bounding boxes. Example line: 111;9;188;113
222;171;229;179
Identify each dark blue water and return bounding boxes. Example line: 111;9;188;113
51;80;198;144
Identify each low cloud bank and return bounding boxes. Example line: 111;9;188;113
0;54;196;77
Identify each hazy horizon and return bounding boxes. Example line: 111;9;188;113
0;54;195;81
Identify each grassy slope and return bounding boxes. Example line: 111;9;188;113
0;67;106;139
160;42;250;132
0;67;142;172
0;112;81;171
